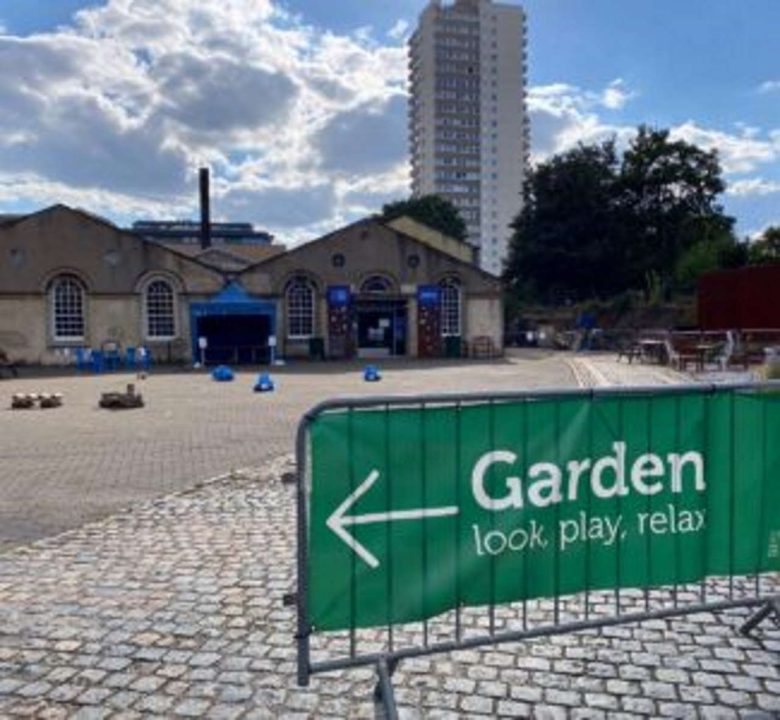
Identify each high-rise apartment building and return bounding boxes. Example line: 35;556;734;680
409;0;529;275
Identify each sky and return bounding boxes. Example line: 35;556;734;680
0;0;778;245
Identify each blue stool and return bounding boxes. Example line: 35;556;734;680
75;348;91;372
212;365;234;382
104;347;121;371
364;365;381;382
253;373;275;393
125;347;137;371
91;350;104;373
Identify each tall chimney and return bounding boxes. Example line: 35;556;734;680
199;167;211;250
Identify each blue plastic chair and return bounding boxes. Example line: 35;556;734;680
75;348;91;372
104;346;121;371
91;349;105;373
125;347;137;371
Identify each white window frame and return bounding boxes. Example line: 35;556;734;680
440;277;462;338
50;275;86;343
144;278;178;341
286;277;315;340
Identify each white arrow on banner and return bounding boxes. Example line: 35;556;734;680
326;470;460;569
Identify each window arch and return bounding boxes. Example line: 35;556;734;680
360;275;394;295
286;276;315;339
144;278;177;340
49;274;86;342
440;277;462;337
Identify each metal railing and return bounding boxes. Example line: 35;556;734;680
294;381;780;717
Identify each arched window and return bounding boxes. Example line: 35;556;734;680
286;277;315;339
440;277;462;337
50;275;85;341
360;275;393;295
145;279;176;339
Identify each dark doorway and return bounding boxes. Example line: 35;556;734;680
197;314;271;364
356;300;407;358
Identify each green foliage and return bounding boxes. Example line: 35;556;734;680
749;226;780;265
505;126;742;305
382;195;468;242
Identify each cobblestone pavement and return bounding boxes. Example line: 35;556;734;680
0;354;777;718
0;461;777;719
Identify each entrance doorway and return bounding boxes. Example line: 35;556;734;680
356;300;407;358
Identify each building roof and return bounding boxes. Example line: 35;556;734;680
161;243;285;271
0;214;27;227
383;216;478;265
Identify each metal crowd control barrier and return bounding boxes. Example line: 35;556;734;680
294;382;780;717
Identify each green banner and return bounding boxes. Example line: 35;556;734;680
307;389;780;631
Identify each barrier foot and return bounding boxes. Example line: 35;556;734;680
373;658;399;720
740;598;780;636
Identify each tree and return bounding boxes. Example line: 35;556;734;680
504;140;625;303
749;226;780;264
382;195;467;242
618;126;735;293
504;126;740;304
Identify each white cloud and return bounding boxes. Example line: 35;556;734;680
0;0;408;243
388;20;410;42
758;80;780;94
527;80;636;162
727;178;780;197
601;78;635;110
669;122;780;174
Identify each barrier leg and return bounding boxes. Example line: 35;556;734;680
740;597;780;636
374;658;399;720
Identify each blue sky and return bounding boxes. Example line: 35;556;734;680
0;0;777;240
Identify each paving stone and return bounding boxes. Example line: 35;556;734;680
585;692;620;710
531;705;567;720
16;680;52;697
0;678;23;694
755;693;780;713
173;698;213;716
621;696;658;715
129;674;167;693
497;699;531;717
544;689;581;707
136;693;175;713
698;707;738;720
460;694;494;714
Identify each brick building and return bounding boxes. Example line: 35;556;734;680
0;205;502;365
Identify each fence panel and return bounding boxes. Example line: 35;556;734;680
295;382;780;715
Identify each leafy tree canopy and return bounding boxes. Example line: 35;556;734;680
382;195;468;243
504;126;740;304
748;226;780;265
